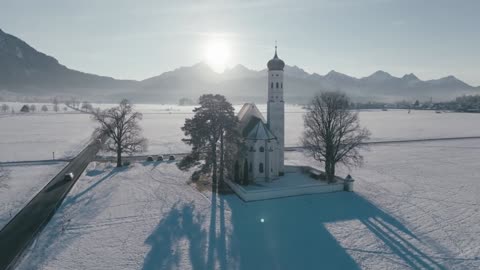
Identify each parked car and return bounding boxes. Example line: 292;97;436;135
146;156;154;161
157;155;164;161
64;172;74;181
169;155;175;161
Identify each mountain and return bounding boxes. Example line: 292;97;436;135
0;28;136;99
1;29;479;103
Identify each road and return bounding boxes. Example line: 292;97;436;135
0;139;103;270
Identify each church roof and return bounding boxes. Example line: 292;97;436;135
267;46;285;71
237;103;265;122
243;117;277;141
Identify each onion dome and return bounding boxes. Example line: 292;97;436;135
267;45;285;71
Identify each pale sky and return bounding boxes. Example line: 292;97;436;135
1;0;479;85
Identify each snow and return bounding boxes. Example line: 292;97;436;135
0;161;67;230
17;139;480;269
0;112;93;162
3;104;480;161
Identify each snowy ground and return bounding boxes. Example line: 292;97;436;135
138;106;480;154
3;104;480;161
17;139;480;269
0;112;93;162
0;161;67;230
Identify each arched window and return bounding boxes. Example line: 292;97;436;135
259;163;264;173
249;146;255;152
259;146;265;152
271;82;273;88
276;82;279;88
281;83;283;88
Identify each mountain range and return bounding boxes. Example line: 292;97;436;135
1;28;479;104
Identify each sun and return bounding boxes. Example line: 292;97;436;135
204;38;231;72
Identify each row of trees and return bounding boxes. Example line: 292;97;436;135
177;92;369;186
91;92;370;190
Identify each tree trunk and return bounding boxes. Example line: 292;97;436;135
116;146;122;167
243;159;249;185
219;131;224;185
325;147;335;182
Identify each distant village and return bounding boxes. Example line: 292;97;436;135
352;94;480;113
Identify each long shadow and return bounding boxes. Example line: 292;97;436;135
63;166;125;206
206;185;217;269
223;192;447;270
142;187;450;269
143;202;207;270
19;167;121;268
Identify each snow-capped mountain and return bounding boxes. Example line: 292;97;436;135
0;29;478;103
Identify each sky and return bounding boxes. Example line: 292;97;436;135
1;0;479;85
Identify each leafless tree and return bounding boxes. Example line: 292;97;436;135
92;99;147;167
52;97;59;112
302;91;370;182
1;104;9;113
41;104;48;112
81;101;93;112
0;167;9;189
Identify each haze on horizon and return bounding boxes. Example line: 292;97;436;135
1;0;479;85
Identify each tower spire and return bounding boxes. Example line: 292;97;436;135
274;40;278;57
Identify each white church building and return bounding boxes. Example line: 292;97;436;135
234;46;285;184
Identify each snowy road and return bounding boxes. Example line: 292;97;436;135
0;139;103;269
16;139;480;269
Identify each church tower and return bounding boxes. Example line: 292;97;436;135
267;45;285;175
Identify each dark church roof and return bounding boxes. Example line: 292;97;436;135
267;46;285;71
242;116;277;140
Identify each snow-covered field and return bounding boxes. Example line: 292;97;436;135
0;112;93;162
17;139;480;269
0;161;67;230
2;103;480;161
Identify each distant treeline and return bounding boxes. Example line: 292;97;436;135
352;95;480;112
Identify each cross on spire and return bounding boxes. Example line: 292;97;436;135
274;40;278;57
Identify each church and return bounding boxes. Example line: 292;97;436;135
234;46;285;184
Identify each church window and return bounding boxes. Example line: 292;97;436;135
259;163;264;173
271;82;273;88
259;146;265;152
276;82;279;88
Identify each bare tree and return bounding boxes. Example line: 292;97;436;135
0;167;9;189
1;104;9;113
92;99;147;167
81;101;93;112
52;97;59;112
302;91;370;182
41;104;48;112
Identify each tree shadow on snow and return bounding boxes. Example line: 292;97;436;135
143;202;208;270
22;166;124;268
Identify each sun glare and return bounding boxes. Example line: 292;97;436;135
205;38;230;72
